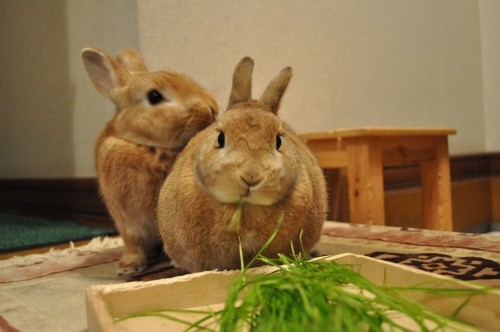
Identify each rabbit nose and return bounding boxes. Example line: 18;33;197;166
240;171;263;187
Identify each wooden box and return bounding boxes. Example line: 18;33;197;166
86;251;499;331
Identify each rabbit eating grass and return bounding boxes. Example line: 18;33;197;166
82;48;218;275
157;57;327;272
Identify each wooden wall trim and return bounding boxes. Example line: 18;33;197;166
0;177;113;229
384;153;499;190
490;152;500;175
0;152;499;230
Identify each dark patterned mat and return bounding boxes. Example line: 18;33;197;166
367;251;500;281
0;213;116;252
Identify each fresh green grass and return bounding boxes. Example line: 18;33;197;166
226;197;244;233
114;216;496;331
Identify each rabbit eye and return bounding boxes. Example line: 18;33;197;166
147;90;165;105
276;134;282;150
217;131;225;148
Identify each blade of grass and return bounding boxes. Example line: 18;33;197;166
115;214;495;332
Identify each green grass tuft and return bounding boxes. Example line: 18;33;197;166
114;216;496;331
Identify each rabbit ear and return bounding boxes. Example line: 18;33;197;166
116;48;148;74
81;48;130;98
259;67;293;114
227;57;254;109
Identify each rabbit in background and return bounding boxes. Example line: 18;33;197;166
157;57;327;272
82;47;218;275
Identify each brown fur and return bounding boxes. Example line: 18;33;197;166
82;47;218;275
157;57;327;272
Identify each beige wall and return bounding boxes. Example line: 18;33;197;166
0;0;498;178
0;0;138;178
139;0;486;155
0;0;74;177
66;0;139;177
479;0;500;152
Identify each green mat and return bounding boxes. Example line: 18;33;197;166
0;213;116;252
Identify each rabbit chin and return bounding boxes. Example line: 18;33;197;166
208;187;276;206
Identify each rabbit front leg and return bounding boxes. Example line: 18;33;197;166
116;221;157;275
104;203;155;275
117;235;149;275
96;138;172;275
111;183;166;276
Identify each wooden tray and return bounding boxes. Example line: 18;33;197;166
86;252;499;331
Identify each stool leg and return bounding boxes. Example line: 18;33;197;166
324;169;348;221
420;137;453;231
345;138;385;225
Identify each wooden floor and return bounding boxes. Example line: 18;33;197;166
0;239;92;261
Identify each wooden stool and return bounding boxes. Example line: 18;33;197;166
301;127;456;231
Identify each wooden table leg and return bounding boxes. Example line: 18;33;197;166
324;169;343;221
345;138;386;225
420;137;453;231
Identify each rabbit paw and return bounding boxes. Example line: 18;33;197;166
116;253;147;276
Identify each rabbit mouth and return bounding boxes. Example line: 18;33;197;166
242;185;252;197
206;182;274;206
241;188;276;206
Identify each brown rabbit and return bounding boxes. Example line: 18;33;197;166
82;47;218;275
157;57;327;272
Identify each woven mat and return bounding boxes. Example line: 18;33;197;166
127;221;500;284
0;213;116;253
0;222;499;331
2;221;498;284
317;221;500;285
0;237;124;283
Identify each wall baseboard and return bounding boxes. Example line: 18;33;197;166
0;178;113;229
385;153;500;231
383;152;499;189
322;153;500;231
1;153;499;231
